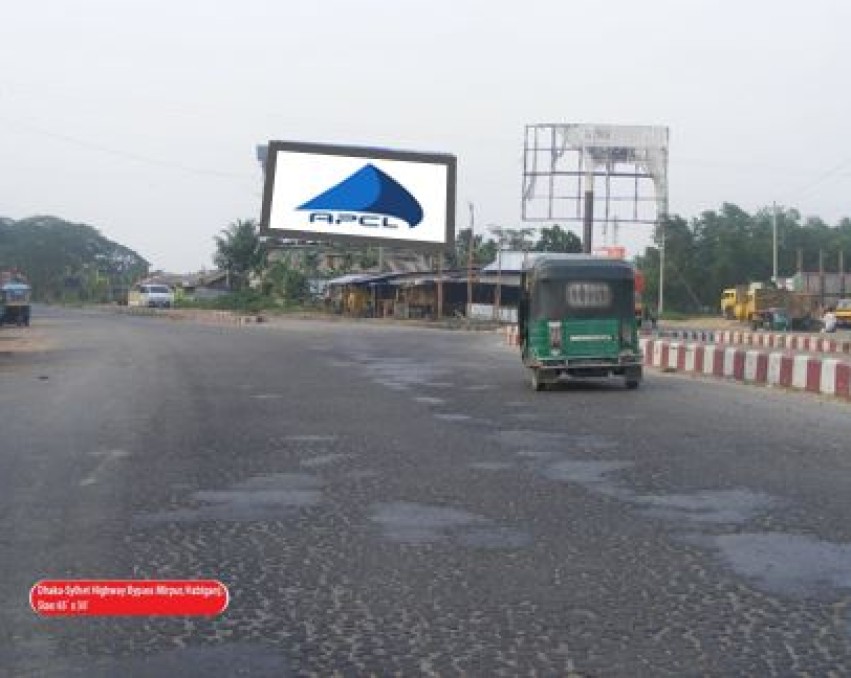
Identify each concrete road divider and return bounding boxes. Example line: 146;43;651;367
658;328;851;356
503;325;521;346
641;338;851;401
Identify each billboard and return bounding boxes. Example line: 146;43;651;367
260;141;456;250
522;123;669;225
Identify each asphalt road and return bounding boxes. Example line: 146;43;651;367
2;307;850;676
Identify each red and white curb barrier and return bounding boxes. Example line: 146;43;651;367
641;338;851;400
500;325;521;346
661;329;851;356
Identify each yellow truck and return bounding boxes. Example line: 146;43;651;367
720;286;746;319
721;282;819;330
834;299;851;328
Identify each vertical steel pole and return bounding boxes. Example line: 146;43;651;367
582;170;594;254
437;249;443;320
467;202;474;317
494;243;502;322
772;202;778;283
658;216;665;317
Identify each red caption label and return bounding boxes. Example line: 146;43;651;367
30;580;228;617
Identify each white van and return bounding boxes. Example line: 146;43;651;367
129;284;175;308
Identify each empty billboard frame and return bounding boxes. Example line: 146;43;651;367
521;123;669;226
260;141;457;251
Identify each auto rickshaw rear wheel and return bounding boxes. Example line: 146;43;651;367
624;366;641;389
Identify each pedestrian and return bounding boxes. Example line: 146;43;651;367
822;307;837;333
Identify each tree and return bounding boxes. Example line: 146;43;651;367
489;226;536;251
453;228;500;267
0;216;148;303
265;260;309;304
213;219;262;290
358;247;379;270
532;224;582;253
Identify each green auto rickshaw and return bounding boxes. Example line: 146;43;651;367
518;255;642;391
0;281;32;327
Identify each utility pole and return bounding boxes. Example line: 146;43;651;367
658;215;666;317
467;202;474;318
494;231;503;322
772;202;778;284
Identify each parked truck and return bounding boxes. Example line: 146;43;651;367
720;282;819;331
721;286;746;319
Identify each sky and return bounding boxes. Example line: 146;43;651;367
2;0;850;272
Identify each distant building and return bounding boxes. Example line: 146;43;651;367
136;270;229;301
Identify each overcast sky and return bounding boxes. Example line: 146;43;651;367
2;0;850;271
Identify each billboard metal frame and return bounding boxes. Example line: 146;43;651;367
259;140;457;252
521;124;668;226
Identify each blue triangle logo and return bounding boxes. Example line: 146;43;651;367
297;164;424;228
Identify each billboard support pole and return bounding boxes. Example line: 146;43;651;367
436;249;444;320
582;171;594;254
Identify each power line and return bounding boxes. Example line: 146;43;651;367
787;156;851;201
1;116;257;181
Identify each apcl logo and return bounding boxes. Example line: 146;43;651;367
297;164;424;230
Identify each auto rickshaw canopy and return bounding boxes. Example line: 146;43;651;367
522;255;635;320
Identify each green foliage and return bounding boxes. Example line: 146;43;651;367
213;219;262;290
636;204;851;313
264;260;310;304
532;224;582;253
489;226;536;251
178;289;276;313
358;247;379;270
452;227;500;268
0;215;149;303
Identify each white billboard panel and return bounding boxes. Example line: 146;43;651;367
560;124;669;151
260;141;456;250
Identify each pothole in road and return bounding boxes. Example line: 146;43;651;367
692;532;851;599
635;489;779;525
369;501;531;550
543;459;632;484
300;453;347;468
469;461;515;471
493;430;618;456
433;413;472;422
458;526;532;549
516;449;554;460
278;434;338;446
414;396;446;405
23;643;291;677
496;430;778;529
138;473;323;523
510;412;541;422
355;357;450;390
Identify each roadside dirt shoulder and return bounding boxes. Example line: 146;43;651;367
0;325;53;354
658;317;741;331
